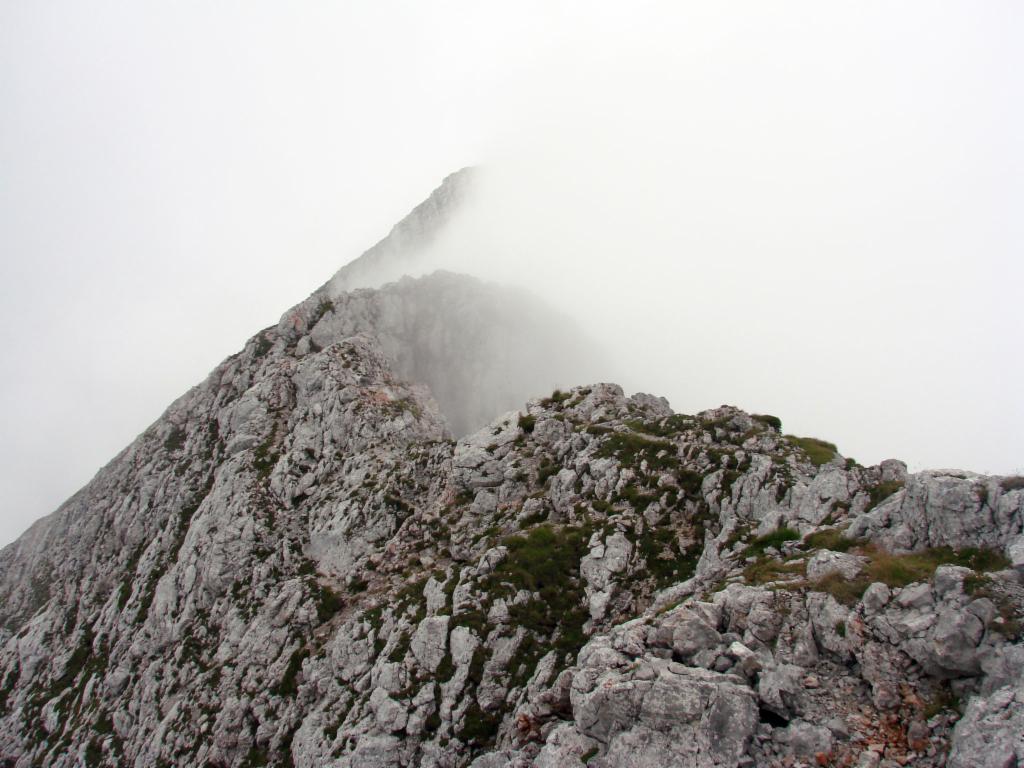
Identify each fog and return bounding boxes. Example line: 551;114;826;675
1;2;1022;546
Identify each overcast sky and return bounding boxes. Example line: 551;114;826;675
2;1;1022;547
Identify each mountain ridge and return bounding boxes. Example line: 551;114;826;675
1;175;1022;768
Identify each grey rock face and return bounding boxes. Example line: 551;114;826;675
0;175;1022;767
806;550;866;581
849;469;1024;559
949;675;1024;768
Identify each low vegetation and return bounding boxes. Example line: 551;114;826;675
785;436;838;466
743;557;806;585
1000;476;1024;492
867;479;905;511
752;414;782;431
965;575;1022;639
811;544;1010;605
743;527;800;557
541;389;573;408
596;432;678;472
802;528;860;552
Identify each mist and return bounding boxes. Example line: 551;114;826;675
1;1;1022;547
375;4;1024;477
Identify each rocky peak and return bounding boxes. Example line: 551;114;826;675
324;167;477;294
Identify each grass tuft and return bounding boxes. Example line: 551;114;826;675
785;436;838;466
867;480;905;511
744;527;800;557
808;544;1010;606
802;528;860;552
1000;476;1024;492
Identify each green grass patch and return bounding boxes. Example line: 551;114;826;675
487;525;592;657
636;527;699;589
802;528;860;552
596;432;678;472
785;436;838;466
810;545;1010;606
253;428;280;479
616;485;659;512
622;414;690;438
743;527;801;557
518;413;536;433
743;557;806;585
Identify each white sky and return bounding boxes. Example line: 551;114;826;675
1;1;1022;547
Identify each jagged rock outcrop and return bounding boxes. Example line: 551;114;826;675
1;174;1022;768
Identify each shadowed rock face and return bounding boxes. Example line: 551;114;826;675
296;167;606;437
1;174;1023;768
292;271;603;437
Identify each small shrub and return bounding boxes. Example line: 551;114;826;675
616;484;659;512
924;684;961;718
314;584;344;623
163;426;187;452
388;632;411;663
1000;476;1024;492
785;436;838;467
253;332;273;358
490;525;591;655
537;459;561;485
518;413;536;433
744;527;801;557
253;430;279;479
309;297;334;326
459;701;501;747
964;575;1022;639
582;745;600;764
273;647;309;697
752;414;782;431
541;389;573;408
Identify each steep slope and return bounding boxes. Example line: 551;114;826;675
1;173;1023;768
322;168;476;295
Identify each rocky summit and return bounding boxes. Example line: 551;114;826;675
1;177;1023;768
